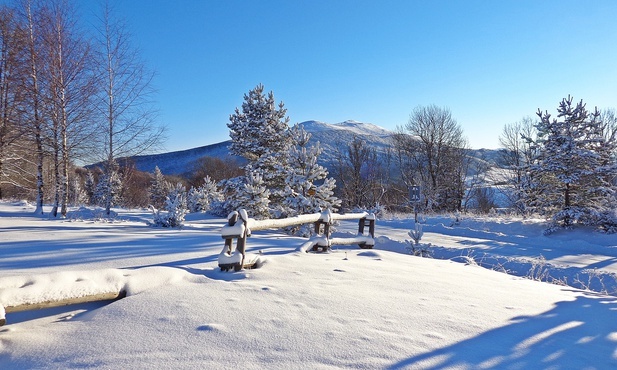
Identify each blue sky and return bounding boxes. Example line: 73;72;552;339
88;0;616;152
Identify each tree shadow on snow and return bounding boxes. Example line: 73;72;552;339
386;292;617;369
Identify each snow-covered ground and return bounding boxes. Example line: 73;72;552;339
1;201;616;369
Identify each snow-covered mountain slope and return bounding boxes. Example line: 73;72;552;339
298;120;396;170
302;120;392;138
115;140;243;176
111;121;501;176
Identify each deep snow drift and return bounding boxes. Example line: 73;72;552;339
0;201;616;369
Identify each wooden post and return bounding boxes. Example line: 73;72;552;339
312;219;331;252
357;217;375;249
223;212;239;255
219;211;250;271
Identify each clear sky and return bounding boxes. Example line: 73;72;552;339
90;0;617;152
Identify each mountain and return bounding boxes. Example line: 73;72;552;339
114;120;502;176
299;120;395;169
116;140;241;176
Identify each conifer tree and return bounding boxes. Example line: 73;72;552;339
281;125;340;217
228;83;291;162
94;168;122;208
236;171;270;219
84;171;96;205
526;96;617;229
152;182;187;228
187;176;223;213
227;84;292;216
149;166;169;209
210;176;244;217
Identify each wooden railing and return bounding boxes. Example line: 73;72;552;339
219;209;376;271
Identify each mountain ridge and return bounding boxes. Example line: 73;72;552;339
112;121;501;176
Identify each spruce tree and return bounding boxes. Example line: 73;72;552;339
150;166;170;209
94;169;122;209
84;171;96;205
187;176;223;213
281;125;340;217
152;182;188;228
527;96;617;229
228;84;291;162
210;176;244;217
227;84;292;216
236;171;270;219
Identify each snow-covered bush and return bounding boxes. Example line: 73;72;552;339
544;207;617;235
408;223;423;245
214;171;270;219
152;183;188;228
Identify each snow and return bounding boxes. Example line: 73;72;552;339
301;120;392;138
1;201;617;368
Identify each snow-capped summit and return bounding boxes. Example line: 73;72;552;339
333;120;392;137
299;120;392;138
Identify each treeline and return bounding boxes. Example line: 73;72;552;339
0;0;163;217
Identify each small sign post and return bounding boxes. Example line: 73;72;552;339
409;186;421;222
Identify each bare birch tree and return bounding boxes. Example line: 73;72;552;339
94;1;163;215
18;0;47;214
0;5;27;199
40;0;97;217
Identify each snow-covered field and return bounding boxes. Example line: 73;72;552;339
1;201;616;369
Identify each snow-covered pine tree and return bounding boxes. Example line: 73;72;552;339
227;84;292;216
228;83;291;162
210;176;244;217
102;160;122;215
150;166;170;209
527;96;617;229
202;175;223;210
84;171;96;205
236;171;270;219
187;176;223;213
68;177;87;206
93;168;122;209
282;124;341;217
187;186;205;213
152;182;188;228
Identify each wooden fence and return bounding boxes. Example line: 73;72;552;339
219;209;376;271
